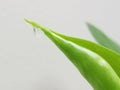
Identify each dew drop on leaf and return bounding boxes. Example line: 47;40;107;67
33;27;42;39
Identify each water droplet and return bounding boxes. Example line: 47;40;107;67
33;27;42;39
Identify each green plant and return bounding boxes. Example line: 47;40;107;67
25;19;120;90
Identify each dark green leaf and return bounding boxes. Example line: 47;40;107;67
87;23;120;54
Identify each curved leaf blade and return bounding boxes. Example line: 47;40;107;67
25;19;120;90
51;30;120;78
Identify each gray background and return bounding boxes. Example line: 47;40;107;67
0;0;120;90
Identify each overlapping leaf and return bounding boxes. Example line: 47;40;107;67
51;30;120;77
25;19;120;90
87;23;120;54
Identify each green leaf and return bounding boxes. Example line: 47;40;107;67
87;23;120;54
51;30;120;77
25;19;120;90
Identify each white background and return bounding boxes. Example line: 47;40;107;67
0;0;120;90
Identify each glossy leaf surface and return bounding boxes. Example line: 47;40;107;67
25;19;120;90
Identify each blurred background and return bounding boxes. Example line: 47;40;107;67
0;0;120;90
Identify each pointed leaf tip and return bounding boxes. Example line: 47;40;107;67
24;19;51;34
24;19;41;28
86;22;91;27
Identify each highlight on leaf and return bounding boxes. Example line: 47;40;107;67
25;19;120;90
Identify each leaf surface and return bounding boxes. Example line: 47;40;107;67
25;19;120;90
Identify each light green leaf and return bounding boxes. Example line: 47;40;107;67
51;30;120;77
25;19;120;90
87;23;120;54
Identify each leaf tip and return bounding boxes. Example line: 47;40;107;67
86;22;91;26
86;22;94;29
24;18;30;23
24;19;52;34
